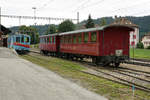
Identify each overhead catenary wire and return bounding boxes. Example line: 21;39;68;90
1;14;77;21
74;0;105;12
73;0;91;12
37;0;55;11
111;1;150;16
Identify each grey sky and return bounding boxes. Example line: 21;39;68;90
1;0;150;27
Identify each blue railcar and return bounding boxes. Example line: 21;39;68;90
8;34;31;53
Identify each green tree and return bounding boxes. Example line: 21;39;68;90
58;20;75;32
19;25;38;44
136;42;144;49
100;18;106;26
85;14;95;28
147;46;150;49
45;24;57;35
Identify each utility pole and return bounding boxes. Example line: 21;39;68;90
77;12;79;24
19;16;21;26
32;7;36;44
32;7;36;25
0;7;1;32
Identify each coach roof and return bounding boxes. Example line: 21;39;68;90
39;33;59;38
39;24;134;37
59;24;134;36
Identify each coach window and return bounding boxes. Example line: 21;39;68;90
63;36;65;43
91;32;97;42
84;32;89;43
65;36;67;43
53;36;56;44
60;37;63;43
48;37;50;43
64;36;67;43
73;35;77;44
47;37;49;43
78;34;82;43
67;36;70;44
50;36;52;43
68;36;70;43
45;37;47;43
68;36;71;43
46;37;48;43
61;36;64;43
46;37;47;43
65;36;68;43
42;38;43;43
44;38;46;43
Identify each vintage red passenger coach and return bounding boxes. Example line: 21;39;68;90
39;24;134;66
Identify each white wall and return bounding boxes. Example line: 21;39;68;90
130;27;139;48
142;36;150;48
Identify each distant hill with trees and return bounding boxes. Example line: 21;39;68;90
10;15;150;40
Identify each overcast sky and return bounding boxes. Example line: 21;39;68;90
1;0;150;27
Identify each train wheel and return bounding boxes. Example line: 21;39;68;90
79;57;83;61
115;63;120;67
92;57;98;65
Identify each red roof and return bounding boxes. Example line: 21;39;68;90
111;18;138;28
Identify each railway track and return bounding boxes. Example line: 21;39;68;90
127;58;150;67
115;68;150;78
80;69;150;92
29;50;150;93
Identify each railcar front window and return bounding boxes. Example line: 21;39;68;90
16;37;20;42
21;36;24;42
27;37;29;42
25;37;29;43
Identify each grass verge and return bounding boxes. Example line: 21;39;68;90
130;48;150;60
21;54;150;100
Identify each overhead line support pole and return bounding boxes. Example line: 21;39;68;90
0;7;1;32
77;12;79;24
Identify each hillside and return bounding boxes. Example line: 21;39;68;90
10;15;150;39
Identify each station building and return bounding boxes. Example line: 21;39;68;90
0;24;11;47
141;32;150;48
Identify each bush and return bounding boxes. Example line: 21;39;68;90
147;46;150;49
136;42;144;49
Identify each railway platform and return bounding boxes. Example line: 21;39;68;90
0;47;107;100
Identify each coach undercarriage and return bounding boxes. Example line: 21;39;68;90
41;50;128;67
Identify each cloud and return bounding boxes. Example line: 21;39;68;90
1;0;150;27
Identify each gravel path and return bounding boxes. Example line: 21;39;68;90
0;47;107;100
